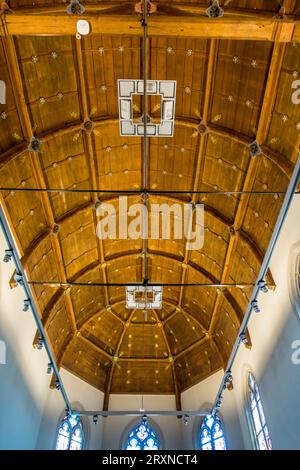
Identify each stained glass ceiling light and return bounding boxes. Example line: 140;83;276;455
126;286;163;309
118;79;176;137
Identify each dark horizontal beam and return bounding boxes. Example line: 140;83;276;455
28;281;255;288
0;187;296;196
1;13;298;43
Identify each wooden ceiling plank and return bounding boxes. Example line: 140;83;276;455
283;0;297;15
78;332;170;363
177;40;219;343
174;336;208;360
208;40;286;336
152;309;181;410
1;117;293;182
73;38;110;307
35;233;267;334
2;35;78;338
103;309;136;411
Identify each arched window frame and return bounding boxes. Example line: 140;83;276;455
121;418;164;450
288;242;300;320
198;413;227;450
56;413;84;450
247;372;272;450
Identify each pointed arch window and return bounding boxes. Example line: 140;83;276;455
248;372;272;450
56;414;84;450
199;414;226;450
125;420;160;450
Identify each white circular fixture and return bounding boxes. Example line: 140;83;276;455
76;20;91;36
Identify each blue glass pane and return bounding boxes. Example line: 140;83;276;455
56;415;84;451
249;373;255;390
202;442;213;450
125;422;160;450
252;406;262;435
70;425;83;450
205;415;215;429
214;437;226;450
200;415;226;450
56;421;70;450
248;374;272;451
212;422;224;440
201;427;211;445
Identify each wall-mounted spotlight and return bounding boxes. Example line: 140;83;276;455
14;272;24;286
93;414;98;424
225;371;233;390
37;338;44;350
251;300;260;313
55;380;61;390
183;414;189;426
142;414;148;425
225;371;233;385
47;363;52;375
215;399;222;410
239;332;249;346
22;299;31;312
258;280;269;293
3;249;13;263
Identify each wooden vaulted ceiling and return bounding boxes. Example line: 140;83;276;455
0;1;299;410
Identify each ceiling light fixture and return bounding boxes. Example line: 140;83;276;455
251;300;261;314
22;299;31;312
118;79;176;137
3;249;13;263
258;280;269;293
126;285;163;309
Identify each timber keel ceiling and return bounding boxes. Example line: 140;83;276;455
0;1;299;408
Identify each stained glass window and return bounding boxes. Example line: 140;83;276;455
125;421;160;450
56;413;84;450
248;373;272;450
199;414;226;450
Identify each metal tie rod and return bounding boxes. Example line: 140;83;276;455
0;187;297;196
74;410;211;418
27;281;255;288
212;153;300;412
0;205;72;413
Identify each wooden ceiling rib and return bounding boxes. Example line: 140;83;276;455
1;7;300;42
0;1;299;404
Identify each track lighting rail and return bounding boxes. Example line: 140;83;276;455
0;205;72;413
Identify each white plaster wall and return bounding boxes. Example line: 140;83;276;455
0;227;50;449
102;394;182;450
36;368;104;450
223;195;300;450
